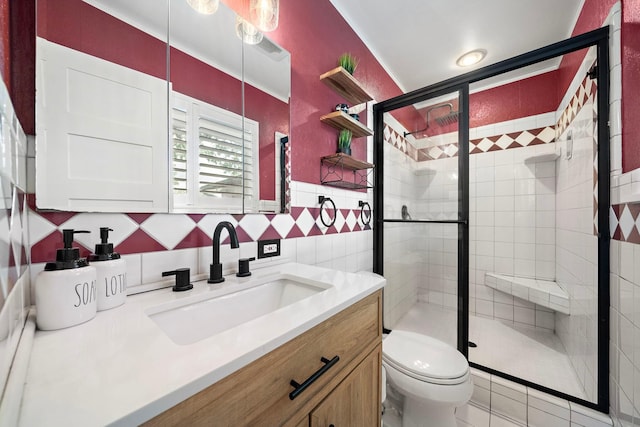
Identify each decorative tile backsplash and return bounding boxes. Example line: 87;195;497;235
383;122;556;162
29;203;372;264
610;203;640;244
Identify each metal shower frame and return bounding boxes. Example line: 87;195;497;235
373;27;610;413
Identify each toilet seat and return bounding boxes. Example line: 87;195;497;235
382;330;469;385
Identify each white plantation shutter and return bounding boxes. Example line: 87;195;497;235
172;108;188;196
171;92;258;212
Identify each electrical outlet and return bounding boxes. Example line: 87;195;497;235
258;239;280;258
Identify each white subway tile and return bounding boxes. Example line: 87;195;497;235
141;248;199;285
528;407;570;427
620;242;634;283
491;392;527;424
535;310;555;330
456;403;491;427
528;387;570;420
120;254;142;288
569;402;613;426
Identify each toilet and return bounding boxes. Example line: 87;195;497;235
382;330;473;427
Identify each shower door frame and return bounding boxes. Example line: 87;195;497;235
373;27;610;413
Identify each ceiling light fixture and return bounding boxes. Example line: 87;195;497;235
250;0;279;32
236;16;264;45
456;49;487;67
186;0;219;15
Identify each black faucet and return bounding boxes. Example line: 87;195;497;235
209;221;239;283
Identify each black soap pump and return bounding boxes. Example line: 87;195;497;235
44;229;91;271
35;229;97;330
89;227;127;311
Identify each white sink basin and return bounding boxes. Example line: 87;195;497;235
147;277;330;345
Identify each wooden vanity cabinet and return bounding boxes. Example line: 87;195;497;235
309;344;381;427
144;290;382;427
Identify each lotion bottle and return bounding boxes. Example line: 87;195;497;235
35;229;97;330
89;227;127;311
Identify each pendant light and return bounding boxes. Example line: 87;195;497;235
250;0;279;32
186;0;219;15
236;16;264;45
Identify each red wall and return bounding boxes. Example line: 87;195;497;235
1;0;35;135
558;0;617;100
560;0;640;172
41;0;405;188
407;70;560;139
18;0;640;181
0;0;9;89
263;0;404;184
470;70;559;128
37;0;166;80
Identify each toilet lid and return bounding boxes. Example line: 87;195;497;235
383;330;468;381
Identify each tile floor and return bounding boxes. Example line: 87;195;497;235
392;302;585;398
384;302;612;426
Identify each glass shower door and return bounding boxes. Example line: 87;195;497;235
376;88;468;352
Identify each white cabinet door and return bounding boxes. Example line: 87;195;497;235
36;38;168;212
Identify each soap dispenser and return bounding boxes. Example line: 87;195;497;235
89;227;127;311
35;229;97;330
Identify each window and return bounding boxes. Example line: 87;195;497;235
171;92;259;212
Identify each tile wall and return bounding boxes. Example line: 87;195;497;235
0;78;30;402
27;181;374;297
384;111;562;333
464;367;613;427
468;125;558;332
610;240;640;426
382;113;421;327
555;78;599;402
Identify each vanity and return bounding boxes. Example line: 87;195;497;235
18;264;384;426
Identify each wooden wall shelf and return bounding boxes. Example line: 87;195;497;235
320;153;374;190
321;153;374;170
320;67;373;105
320;111;373;137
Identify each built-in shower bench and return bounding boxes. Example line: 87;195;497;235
485;273;570;315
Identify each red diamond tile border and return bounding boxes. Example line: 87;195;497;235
29;205;373;263
611;203;640;244
384;124;556;161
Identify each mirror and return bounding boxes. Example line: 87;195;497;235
35;0;290;214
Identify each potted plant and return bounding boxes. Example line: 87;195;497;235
338;129;352;155
338;53;359;75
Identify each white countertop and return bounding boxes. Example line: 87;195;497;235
18;263;385;426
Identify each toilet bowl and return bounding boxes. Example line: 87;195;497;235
382;330;473;427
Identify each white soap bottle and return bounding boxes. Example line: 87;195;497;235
35;229;97;330
89;227;127;311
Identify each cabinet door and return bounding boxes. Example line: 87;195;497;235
36;38;168;212
310;344;381;427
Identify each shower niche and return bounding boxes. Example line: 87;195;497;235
373;28;610;412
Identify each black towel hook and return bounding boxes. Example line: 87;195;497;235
318;196;337;228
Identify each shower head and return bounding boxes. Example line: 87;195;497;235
403;102;459;138
434;109;459;126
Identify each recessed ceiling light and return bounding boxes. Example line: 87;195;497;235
456;49;487;67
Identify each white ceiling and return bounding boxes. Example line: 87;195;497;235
329;0;585;92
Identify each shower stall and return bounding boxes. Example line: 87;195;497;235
374;28;609;411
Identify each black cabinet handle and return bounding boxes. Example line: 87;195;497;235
289;355;339;400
